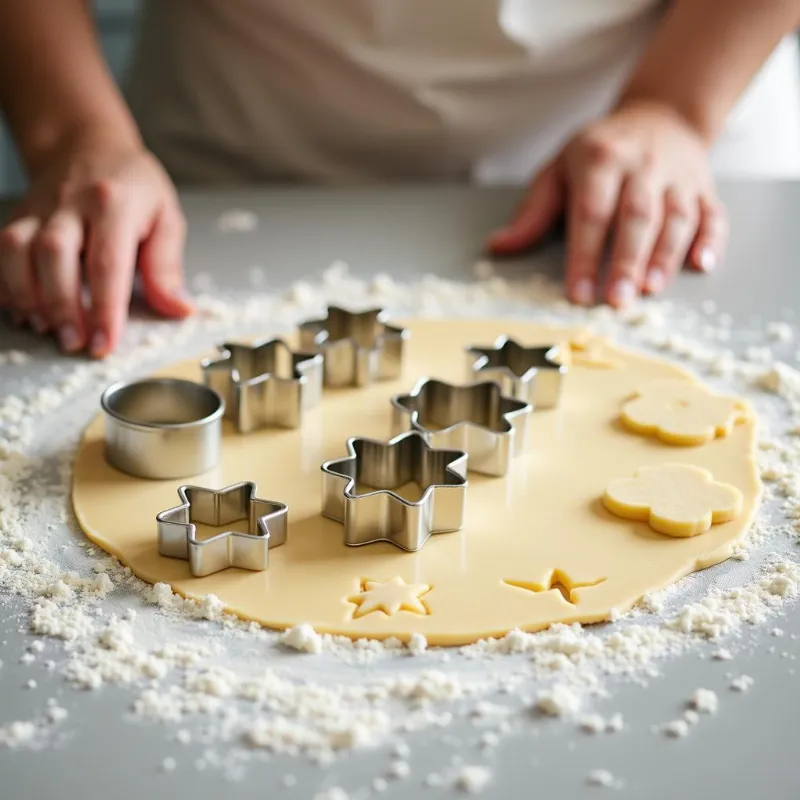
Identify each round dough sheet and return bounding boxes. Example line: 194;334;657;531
72;319;762;645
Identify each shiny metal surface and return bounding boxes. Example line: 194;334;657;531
466;337;567;409
390;378;531;477
157;481;288;577
201;338;323;433
101;378;224;479
299;305;408;388
321;431;467;551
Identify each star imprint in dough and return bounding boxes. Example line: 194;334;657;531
504;569;605;605
620;378;748;446
348;576;431;619
602;463;743;537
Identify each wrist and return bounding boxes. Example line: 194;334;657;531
21;113;144;178
613;94;717;146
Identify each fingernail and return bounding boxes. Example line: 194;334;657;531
609;278;637;308
29;313;47;334
58;324;82;353
645;268;665;294
698;247;716;272
90;330;108;358
573;278;595;307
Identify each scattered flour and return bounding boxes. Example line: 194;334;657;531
730;675;755;692
535;685;582;717
587;769;623;789
690;688;719;714
453;765;493;793
282;624;323;655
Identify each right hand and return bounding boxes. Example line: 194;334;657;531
0;137;193;357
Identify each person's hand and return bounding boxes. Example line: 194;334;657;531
0;136;193;356
488;101;727;307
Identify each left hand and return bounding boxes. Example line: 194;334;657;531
487;100;727;307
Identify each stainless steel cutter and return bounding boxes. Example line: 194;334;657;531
157;481;288;577
320;431;467;551
201;338;323;433
299;306;408;388
466;336;567;409
391;378;531;477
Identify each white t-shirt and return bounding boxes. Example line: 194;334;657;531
127;0;800;183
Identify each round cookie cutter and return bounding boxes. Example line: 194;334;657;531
101;379;225;479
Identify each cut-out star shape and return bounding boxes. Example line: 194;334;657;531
504;569;605;605
348;576;431;619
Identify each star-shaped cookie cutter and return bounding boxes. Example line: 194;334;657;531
157;481;288;577
466;336;567;409
298;306;409;388
390;378;531;477
201;338;323;433
320;431;467;551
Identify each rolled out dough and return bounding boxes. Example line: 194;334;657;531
72;319;762;646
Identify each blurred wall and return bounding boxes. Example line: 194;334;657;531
0;0;141;195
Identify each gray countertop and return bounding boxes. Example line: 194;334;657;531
1;184;799;799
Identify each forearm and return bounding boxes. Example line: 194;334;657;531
619;0;800;144
0;0;141;174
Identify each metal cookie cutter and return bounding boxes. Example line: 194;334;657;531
391;378;531;477
157;481;288;577
101;378;224;479
298;306;409;388
201;339;323;433
321;431;467;551
466;336;567;409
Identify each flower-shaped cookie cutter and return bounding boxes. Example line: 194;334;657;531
620;378;748;446
157;481;288;576
201;339;323;433
466;336;567;409
320;431;468;551
298;306;409;388
390;378;531;476
602;464;743;537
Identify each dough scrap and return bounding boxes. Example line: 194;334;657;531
603;464;743;537
348;577;431;619
568;334;623;369
621;378;747;446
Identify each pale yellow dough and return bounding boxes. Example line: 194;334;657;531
621;378;748;446
71;319;762;646
602;464;744;538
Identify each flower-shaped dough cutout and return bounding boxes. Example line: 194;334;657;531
621;378;748;446
603;464;743;537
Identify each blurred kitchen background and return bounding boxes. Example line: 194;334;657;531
0;0;140;194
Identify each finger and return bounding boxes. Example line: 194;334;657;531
564;162;623;306
83;183;142;358
487;161;564;255
688;196;727;272
33;211;87;353
604;173;662;308
137;206;194;318
644;187;696;295
0;216;43;330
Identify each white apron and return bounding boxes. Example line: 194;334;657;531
127;0;800;183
